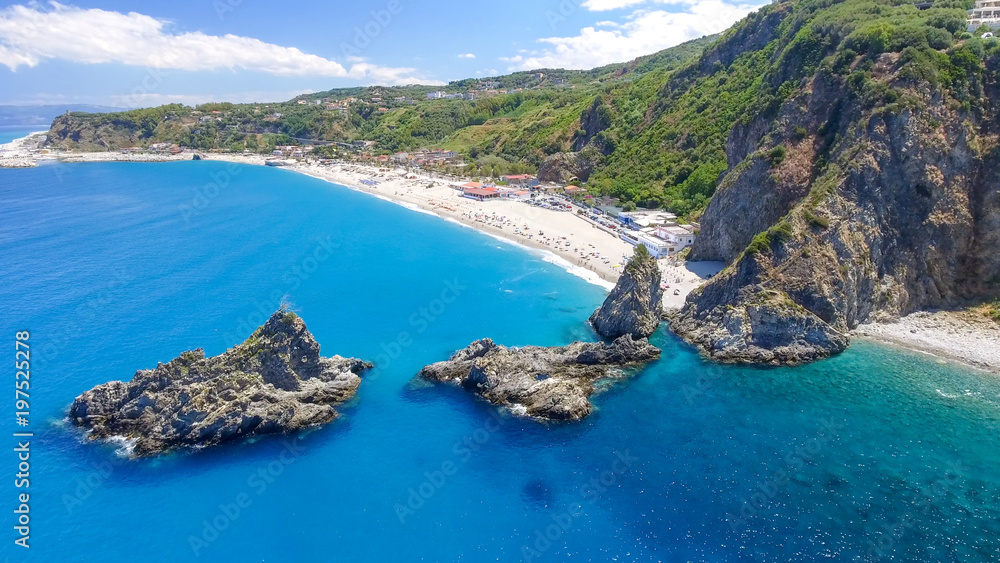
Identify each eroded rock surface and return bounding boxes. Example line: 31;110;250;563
70;310;370;456
418;336;660;421
590;246;664;339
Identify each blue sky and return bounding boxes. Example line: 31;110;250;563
0;0;763;107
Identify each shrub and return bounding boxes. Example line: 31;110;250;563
767;145;787;166
845;23;894;56
804;208;831;228
746;220;793;255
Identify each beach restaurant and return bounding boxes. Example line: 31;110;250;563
462;183;501;201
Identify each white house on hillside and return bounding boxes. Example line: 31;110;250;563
969;0;1000;29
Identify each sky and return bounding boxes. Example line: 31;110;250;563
0;0;765;108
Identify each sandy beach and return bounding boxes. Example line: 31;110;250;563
659;257;725;310
268;158;635;285
31;145;637;285
10;132;724;298
854;310;1000;373
14;134;1000;371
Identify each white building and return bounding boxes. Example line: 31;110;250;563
656;225;697;253
637;233;672;258
619;230;672;258
969;0;1000;29
619;210;678;229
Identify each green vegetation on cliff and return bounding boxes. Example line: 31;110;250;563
47;0;988;225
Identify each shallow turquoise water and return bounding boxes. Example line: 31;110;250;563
0;128;39;144
1;161;999;561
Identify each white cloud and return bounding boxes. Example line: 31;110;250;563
581;0;651;10
581;0;705;10
0;2;439;85
109;90;320;108
458;53;476;59
507;1;763;70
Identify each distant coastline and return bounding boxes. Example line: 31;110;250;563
9;132;1000;371
11;134;647;289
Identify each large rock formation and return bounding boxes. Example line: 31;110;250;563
70;311;371;457
537;146;604;184
418;336;660;421
670;47;1000;365
590;245;664;339
666;254;849;365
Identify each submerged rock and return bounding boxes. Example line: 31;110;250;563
418;335;660;421
70;310;371;457
590;245;664;339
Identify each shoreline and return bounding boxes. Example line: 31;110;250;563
26;145;641;287
9;136;1000;373
853;310;1000;374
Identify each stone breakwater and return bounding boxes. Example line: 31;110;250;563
70;310;371;457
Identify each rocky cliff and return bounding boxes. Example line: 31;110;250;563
418;336;660;421
590;245;664;339
537;145;604;184
70;311;371;456
670;28;1000;364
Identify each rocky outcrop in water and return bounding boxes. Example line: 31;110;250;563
418;335;660;421
590;245;664;339
70;310;371;457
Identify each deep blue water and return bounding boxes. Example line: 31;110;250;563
1;161;999;562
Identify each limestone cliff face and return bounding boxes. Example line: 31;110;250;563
590;246;664;339
70;311;371;456
672;51;1000;364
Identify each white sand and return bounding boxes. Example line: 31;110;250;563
659;257;725;310
282;160;635;285
28;143;1000;368
854;310;1000;373
43;150;636;285
36;148;727;295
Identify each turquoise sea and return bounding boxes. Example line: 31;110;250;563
0;128;39;144
1;161;999;561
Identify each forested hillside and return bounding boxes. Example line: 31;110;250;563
46;0;989;228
